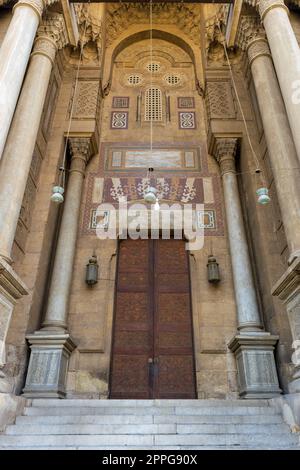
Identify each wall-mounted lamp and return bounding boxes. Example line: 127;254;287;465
207;254;221;284
85;255;99;286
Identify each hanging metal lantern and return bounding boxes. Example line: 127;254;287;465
50;185;64;204
144;186;157;204
86;255;99;286
207;255;221;284
256;187;271;205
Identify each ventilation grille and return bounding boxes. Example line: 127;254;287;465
146;62;161;73
127;75;143;85
164;74;181;86
145;87;162;122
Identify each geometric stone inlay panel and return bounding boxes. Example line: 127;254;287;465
111;111;128;129
179;112;196;129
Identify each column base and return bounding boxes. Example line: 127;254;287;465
272;257;300;394
23;332;76;399
228;332;282;399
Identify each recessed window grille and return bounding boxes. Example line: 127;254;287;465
164;74;181;86
146;62;161;73
145;88;163;122
127;75;143;86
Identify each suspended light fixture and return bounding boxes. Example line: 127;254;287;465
144;167;159;208
50;166;65;204
255;169;271;205
50;185;64;204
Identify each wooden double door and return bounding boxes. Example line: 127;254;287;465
109;238;196;399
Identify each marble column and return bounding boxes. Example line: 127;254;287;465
258;0;300;163
0;14;67;394
214;138;281;398
247;37;300;265
0;0;45;160
0;14;67;264
23;138;94;398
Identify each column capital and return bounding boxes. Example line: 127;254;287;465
258;0;289;21
13;0;45;21
214;138;238;176
68;137;94;176
31;13;68;64
236;15;263;51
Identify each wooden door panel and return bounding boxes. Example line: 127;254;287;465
110;239;153;399
110;355;150;399
157;355;196;399
110;238;196;399
153;239;196;398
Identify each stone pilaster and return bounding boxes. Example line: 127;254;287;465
23;137;94;398
214;138;281;398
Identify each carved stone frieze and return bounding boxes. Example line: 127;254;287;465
104;2;202;47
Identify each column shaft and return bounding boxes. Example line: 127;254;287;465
248;38;300;263
0;0;44;159
42;142;90;330
259;0;300;162
218;148;262;330
0;36;56;263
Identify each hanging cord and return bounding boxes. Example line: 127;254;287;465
58;1;91;189
216;19;265;185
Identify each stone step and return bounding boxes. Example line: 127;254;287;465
0;445;298;450
1;446;297;450
5;422;289;436
24;405;277;416
30;399;271;408
0;433;297;448
16;413;283;425
6;424;176;435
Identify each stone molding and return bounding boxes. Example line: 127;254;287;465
0;257;28;302
258;0;290;20
272;257;300;302
247;36;271;66
13;0;45;20
31;35;57;64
